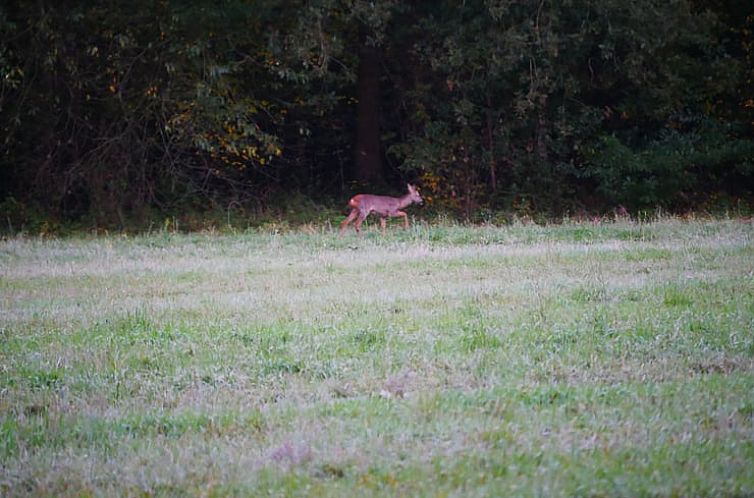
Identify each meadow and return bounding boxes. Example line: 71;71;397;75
1;218;753;497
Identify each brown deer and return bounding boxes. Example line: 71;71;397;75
340;184;423;235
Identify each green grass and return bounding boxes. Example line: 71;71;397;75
1;218;753;496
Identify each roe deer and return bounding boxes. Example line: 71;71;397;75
340;184;423;235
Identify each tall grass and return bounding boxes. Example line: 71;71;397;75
1;218;753;496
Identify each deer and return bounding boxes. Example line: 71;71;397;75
340;184;423;235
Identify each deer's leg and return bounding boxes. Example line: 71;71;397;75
394;210;409;229
379;217;387;234
340;209;358;234
354;211;368;235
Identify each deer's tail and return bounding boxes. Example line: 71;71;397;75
345;196;366;213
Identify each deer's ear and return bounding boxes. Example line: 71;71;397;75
407;184;414;192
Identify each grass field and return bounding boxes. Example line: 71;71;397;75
1;219;753;497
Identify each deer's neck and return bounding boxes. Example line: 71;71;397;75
398;193;413;208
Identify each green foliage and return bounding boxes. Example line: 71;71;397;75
0;0;752;229
391;0;753;215
585;119;754;210
584;135;692;210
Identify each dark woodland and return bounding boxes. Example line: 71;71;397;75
1;0;753;231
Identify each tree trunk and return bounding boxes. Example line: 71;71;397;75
354;43;384;186
486;92;497;191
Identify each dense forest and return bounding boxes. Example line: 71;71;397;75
1;0;753;231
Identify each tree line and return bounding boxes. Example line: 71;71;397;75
1;0;753;230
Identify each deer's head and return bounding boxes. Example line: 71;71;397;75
407;184;423;205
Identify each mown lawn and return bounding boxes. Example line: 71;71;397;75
1;219;753;497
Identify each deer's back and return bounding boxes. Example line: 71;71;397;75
350;194;400;215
